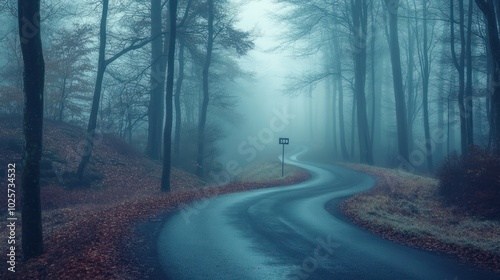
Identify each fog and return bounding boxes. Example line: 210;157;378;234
217;1;330;170
4;0;500;278
2;0;497;179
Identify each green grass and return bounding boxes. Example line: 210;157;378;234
342;164;500;256
236;160;303;183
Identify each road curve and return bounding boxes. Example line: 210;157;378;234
157;146;500;280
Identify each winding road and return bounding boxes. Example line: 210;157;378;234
157;146;500;280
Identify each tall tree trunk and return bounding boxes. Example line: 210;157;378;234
496;1;500;28
77;0;109;180
308;87;314;139
421;1;434;171
385;0;409;162
369;9;376;154
475;0;500;154
450;0;467;155
465;0;474;148
330;76;338;158
146;0;166;160
173;41;185;166
485;17;494;150
19;0;44;261
437;48;446;161
197;0;214;178
406;19;415;151
334;38;349;160
58;78;67;121
161;0;177;192
350;95;356;158
351;0;373;164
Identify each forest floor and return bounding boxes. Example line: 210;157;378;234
337;163;500;273
0;115;309;279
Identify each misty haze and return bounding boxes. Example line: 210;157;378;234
1;0;500;279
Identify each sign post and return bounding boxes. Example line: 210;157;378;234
279;138;289;177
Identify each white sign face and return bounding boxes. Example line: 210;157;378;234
279;138;289;145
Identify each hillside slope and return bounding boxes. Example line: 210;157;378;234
0;115;310;279
0;115;204;210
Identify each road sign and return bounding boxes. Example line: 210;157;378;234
279;138;289;145
279;138;289;177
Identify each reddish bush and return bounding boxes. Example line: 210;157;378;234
436;146;500;219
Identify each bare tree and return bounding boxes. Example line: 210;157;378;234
146;0;166;160
415;0;436;171
77;0;160;181
18;0;44;261
173;40;185;165
161;0;178;192
196;0;214;178
384;0;409;163
475;0;500;153
450;0;470;155
351;0;373;164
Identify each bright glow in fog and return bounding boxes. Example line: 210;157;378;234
217;1;331;169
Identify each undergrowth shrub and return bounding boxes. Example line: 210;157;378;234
436;146;500;219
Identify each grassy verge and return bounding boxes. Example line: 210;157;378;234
338;164;500;272
235;160;303;182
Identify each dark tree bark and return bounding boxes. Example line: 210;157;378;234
420;1;434;171
385;0;410;162
406;19;415;150
475;0;500;154
437;57;446;160
330;77;338;158
308;87;314;139
333;38;349;160
18;0;44;261
351;0;373;164
173;40;185;165
146;0;166;160
465;0;474;148
161;0;177;192
369;3;376;153
450;0;468;155
350;95;356;157
196;0;214;178
77;0;109;181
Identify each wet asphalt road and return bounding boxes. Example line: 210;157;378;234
157;147;500;280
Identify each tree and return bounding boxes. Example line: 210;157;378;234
273;0;372;163
351;0;373;164
475;0;500;154
44;24;94;122
334;37;350;161
405;8;416;150
77;0;162;180
76;0;110;181
450;0;469;155
465;0;474;148
415;0;436;171
146;0;166;160
173;40;185;165
18;0;44;260
384;0;409;163
161;0;178;192
194;0;253;177
196;0;214;178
